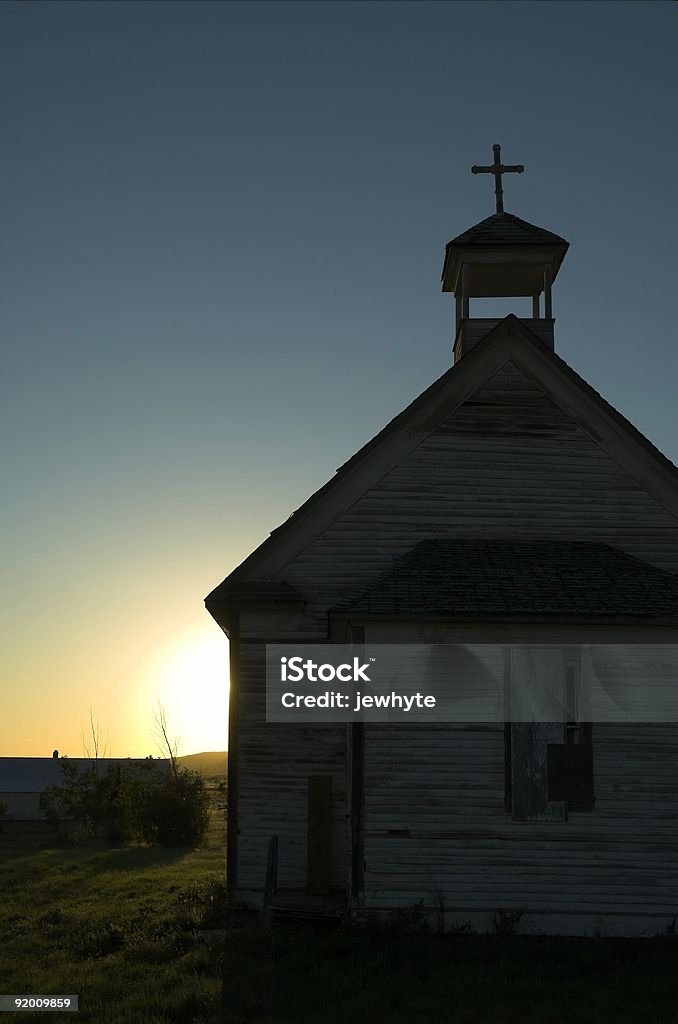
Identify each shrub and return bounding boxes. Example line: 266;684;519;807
136;766;211;847
43;757;210;847
44;759;137;843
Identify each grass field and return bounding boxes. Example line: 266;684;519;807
1;785;677;1023
0;779;227;1024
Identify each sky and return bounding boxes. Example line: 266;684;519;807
1;1;676;757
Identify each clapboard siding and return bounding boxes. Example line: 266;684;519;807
282;363;678;618
361;721;678;927
364;723;678;830
235;641;347;894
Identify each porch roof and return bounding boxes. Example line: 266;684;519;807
332;540;678;619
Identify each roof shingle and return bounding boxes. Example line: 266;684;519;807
333;540;678;619
446;211;569;248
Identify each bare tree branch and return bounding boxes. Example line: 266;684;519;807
82;707;104;777
152;701;180;786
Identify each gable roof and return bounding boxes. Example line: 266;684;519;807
332;540;678;620
206;316;678;610
445;211;569;249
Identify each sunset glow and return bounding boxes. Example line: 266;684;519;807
140;624;229;757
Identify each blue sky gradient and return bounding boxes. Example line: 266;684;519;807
1;1;676;755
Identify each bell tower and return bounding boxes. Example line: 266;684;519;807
442;145;569;364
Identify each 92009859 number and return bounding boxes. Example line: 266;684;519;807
0;995;79;1012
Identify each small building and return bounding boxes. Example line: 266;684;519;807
206;148;678;936
0;757;161;820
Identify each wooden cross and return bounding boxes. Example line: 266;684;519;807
471;144;524;214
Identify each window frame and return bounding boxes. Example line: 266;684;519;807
504;645;595;815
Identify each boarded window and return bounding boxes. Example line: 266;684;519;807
307;775;332;895
505;647;594;816
547;744;594;810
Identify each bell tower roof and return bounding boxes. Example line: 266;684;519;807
445;210;569;249
441;211;569;295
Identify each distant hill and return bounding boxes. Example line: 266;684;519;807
177;751;227;778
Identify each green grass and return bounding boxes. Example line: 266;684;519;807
1;786;677;1023
0;780;227;1024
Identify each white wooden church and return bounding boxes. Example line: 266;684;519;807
206;147;678;936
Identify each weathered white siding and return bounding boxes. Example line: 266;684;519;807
232;359;678;931
282;363;678;623
236;641;347;896
361;719;678;936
